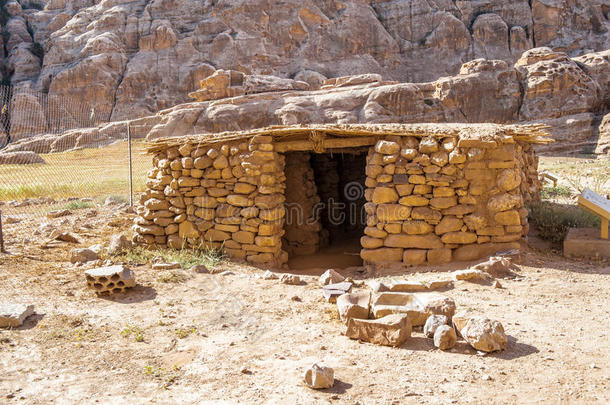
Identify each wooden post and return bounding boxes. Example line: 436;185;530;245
602;218;609;240
0;209;5;253
127;123;133;207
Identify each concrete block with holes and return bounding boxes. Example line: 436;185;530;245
85;265;136;295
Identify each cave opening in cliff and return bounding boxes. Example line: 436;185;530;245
282;149;367;271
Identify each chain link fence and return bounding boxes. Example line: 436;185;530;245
0;84;151;248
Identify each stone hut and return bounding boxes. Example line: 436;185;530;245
133;123;550;268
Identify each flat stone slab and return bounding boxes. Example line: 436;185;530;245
85;265;136;295
336;291;370;323
0;304;35;328
322;282;352;303
346;314;411;347
564;228;610;259
372;292;456;326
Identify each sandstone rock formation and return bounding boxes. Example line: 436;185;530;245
141;49;609;155
1;0;608;125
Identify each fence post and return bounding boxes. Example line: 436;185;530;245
0;209;5;253
127;123;133;207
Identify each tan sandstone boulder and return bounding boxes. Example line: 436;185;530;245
346;314;412;347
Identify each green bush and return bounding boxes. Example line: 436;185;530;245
540;185;572;199
528;202;601;244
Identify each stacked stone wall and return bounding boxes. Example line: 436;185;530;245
360;135;529;266
133;130;539;269
282;152;322;256
133;135;289;267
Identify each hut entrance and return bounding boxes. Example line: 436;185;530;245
282;149;367;270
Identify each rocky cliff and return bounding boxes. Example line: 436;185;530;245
3;47;609;156
1;0;609;123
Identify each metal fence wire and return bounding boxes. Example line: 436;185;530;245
0;84;150;241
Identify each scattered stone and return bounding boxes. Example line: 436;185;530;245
108;233;132;254
365;280;388;293
493;280;503;289
240;366;252;375
472;256;518;278
386;279;428;292
319;269;345;286
3;216;20;224
207;267;225;274
152;262;181;270
70;248;99;264
322;281;352;303
424;279;454;290
88;244;105;255
47;209;72;219
304;363;334;389
346;314;411;347
190;264;209;273
85;265;136;295
54;231;81;244
336;291;370;323
104;197;119;206
495;249;521;264
453;269;493;283
280;274;302;285
451;311;471;336
424;314;449;338
291;295;302;302
433;325;457;350
460;317;508;352
262;270;278;280
371;292;456;326
0;304;34;328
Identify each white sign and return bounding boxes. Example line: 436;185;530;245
581;188;610;217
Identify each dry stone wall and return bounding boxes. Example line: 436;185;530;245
134;129;540;269
133;135;289;267
283;152;322;256
361;136;532;266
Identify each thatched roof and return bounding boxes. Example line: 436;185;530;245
145;123;553;154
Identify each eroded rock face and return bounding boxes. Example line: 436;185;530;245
1;0;607;125
596;113;610;155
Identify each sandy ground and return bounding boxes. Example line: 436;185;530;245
0;206;609;404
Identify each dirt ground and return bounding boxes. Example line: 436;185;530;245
0;206;609;404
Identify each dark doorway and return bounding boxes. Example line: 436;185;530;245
282;149;367;271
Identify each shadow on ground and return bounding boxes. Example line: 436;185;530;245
100;285;157;303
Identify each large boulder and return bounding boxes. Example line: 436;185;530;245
458;317;508;352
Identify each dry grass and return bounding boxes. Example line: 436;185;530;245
0;140;150;201
538;155;610;196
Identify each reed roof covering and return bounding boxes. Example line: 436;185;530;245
145;123;553;154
